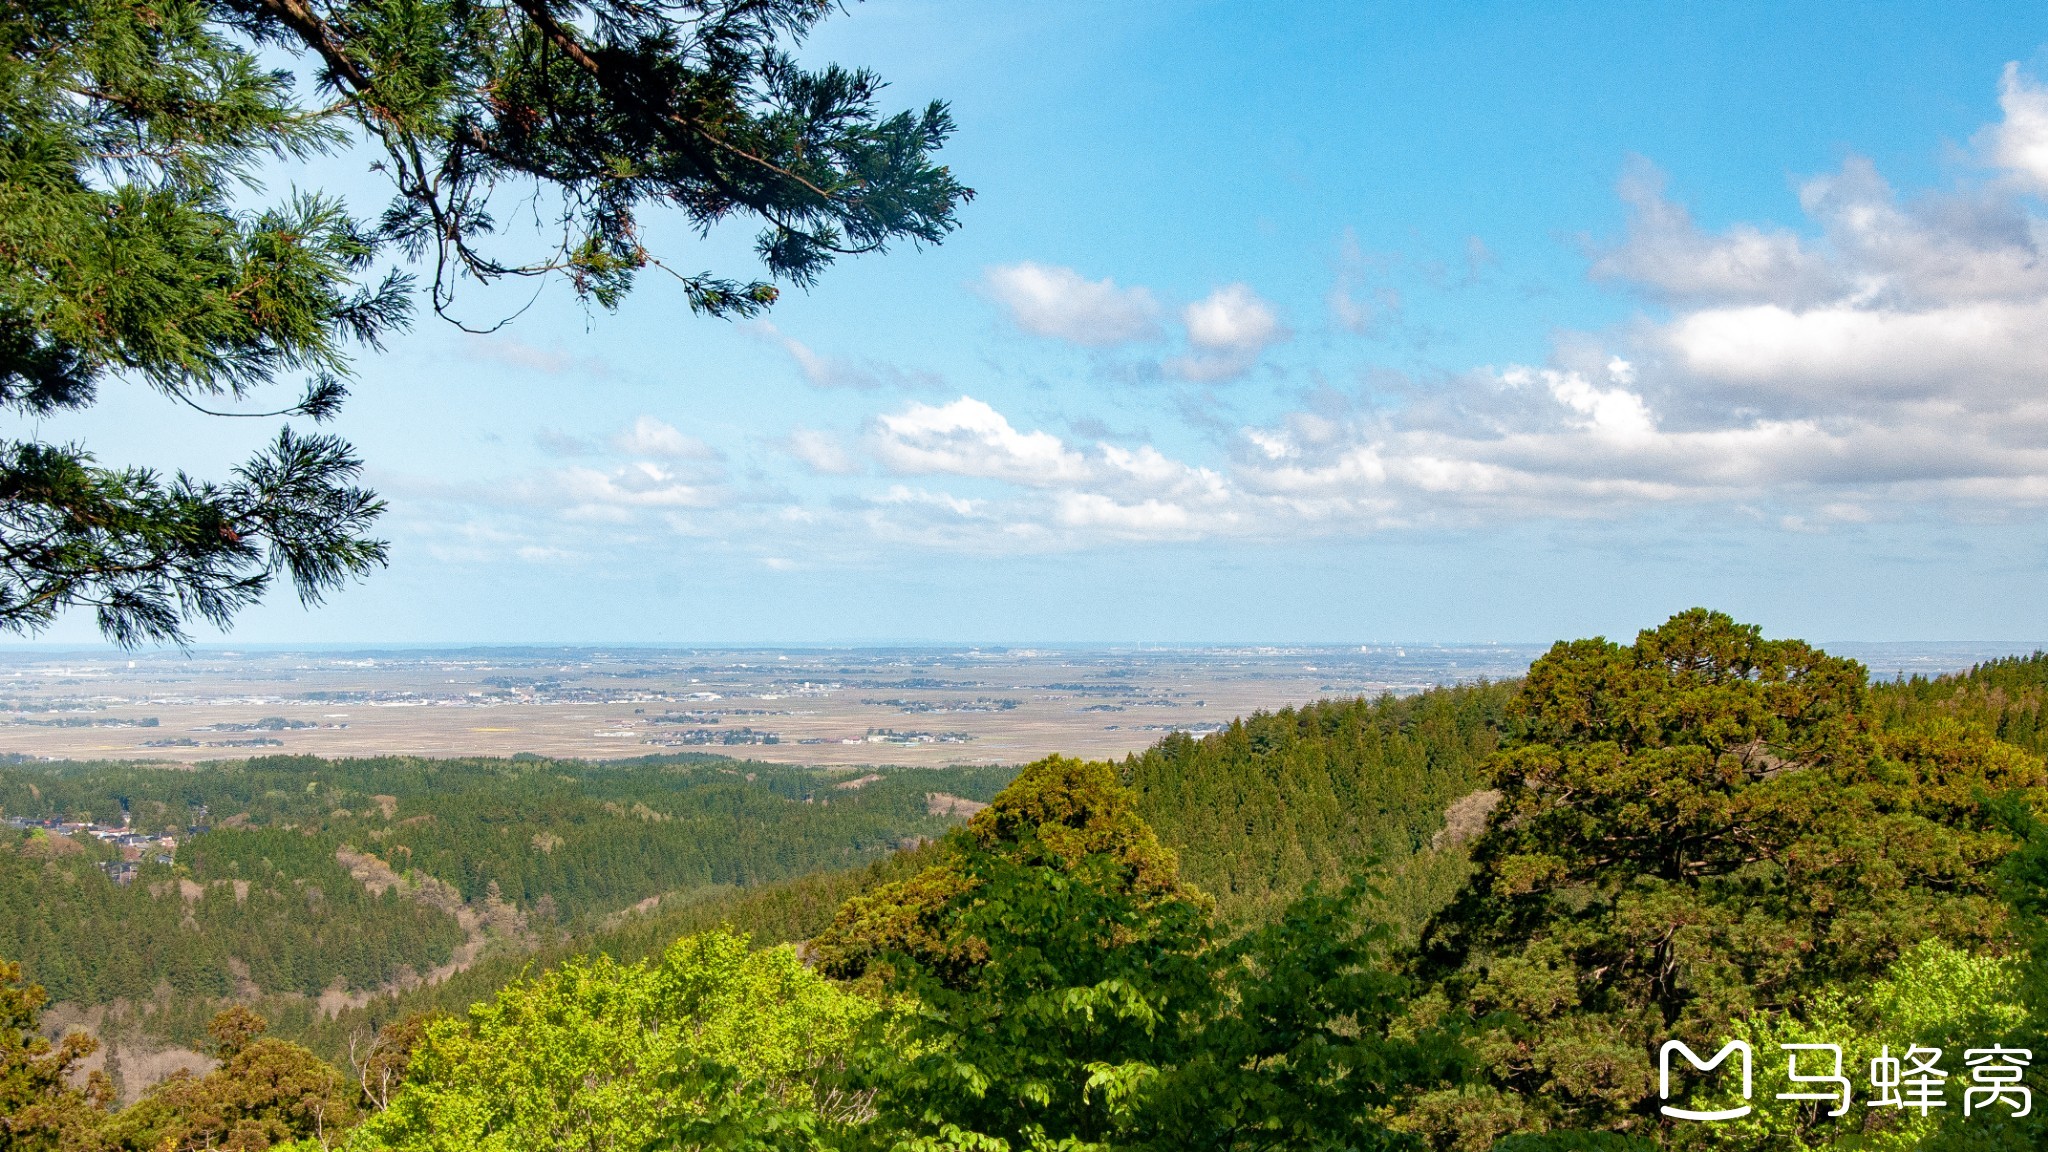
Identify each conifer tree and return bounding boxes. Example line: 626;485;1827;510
1403;609;2048;1147
1;0;970;642
0;958;112;1152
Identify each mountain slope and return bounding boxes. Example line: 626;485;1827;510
1126;681;1520;926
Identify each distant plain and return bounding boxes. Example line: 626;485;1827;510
0;641;2036;765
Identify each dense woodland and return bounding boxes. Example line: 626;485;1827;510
0;755;1014;912
1127;682;1518;929
1872;651;2048;755
0;826;465;1005
0;756;1013;1054
8;611;2048;1151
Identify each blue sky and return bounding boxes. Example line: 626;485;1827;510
24;0;2048;645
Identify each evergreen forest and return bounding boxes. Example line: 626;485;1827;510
0;755;1014;1053
6;610;2048;1152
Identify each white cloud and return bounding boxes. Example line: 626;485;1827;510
868;396;1235;505
1096;442;1231;503
1992;62;2048;190
870;396;1092;486
1056;493;1197;534
1171;284;1287;381
982;263;1160;346
611;416;716;460
1496;64;2048;516
787;428;859;475
1589;159;1838;307
1184;283;1283;351
847;397;1247;545
841;375;1902;548
1502;361;1656;443
1664;299;2048;405
558;462;723;513
877;485;987;518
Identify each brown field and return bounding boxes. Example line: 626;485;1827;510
0;644;1546;767
0;640;2021;768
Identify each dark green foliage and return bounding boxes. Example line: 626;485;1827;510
1995;794;2048;1033
1873;651;2048;756
1125;877;1466;1152
1125;684;1518;927
0;754;1013;911
849;847;1220;1151
1403;610;2048;1146
1;957;113;1152
299;839;949;1060
2;0;405;644
3;0;967;643
841;756;1456;1152
0;752;1011;1057
565;836;951;959
0;405;387;650
0;824;466;1004
1490;1136;1657;1152
267;0;975;314
104;1006;357;1152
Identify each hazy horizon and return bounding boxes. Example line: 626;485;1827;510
4;637;2034;765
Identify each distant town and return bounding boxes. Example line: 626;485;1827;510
3;807;196;884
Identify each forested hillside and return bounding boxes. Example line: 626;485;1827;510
0;825;465;1006
0;755;1013;914
0;755;1013;1063
1126;683;1518;926
294;684;1524;1060
1872;649;2048;754
295;842;949;1059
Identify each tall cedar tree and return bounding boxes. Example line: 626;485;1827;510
104;1006;358;1152
818;756;1463;1152
1403;609;2048;1148
1;0;969;643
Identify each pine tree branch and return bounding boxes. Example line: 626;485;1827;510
243;0;378;105
503;0;876;256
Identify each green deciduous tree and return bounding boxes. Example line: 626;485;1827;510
2;0;969;643
1681;939;2034;1152
344;929;875;1152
